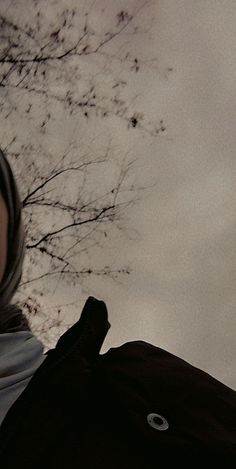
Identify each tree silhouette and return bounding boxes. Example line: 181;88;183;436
0;0;165;347
5;140;150;348
0;0;165;134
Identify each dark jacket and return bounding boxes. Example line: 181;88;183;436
0;296;235;468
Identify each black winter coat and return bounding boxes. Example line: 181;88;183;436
0;296;235;468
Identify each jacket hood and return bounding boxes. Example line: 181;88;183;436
0;149;30;334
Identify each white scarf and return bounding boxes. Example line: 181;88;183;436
0;330;47;427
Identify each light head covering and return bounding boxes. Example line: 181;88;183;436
0;148;30;333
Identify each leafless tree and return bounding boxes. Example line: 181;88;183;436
0;0;166;134
0;0;166;347
9;142;147;347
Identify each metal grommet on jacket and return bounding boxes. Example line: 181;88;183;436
147;413;169;431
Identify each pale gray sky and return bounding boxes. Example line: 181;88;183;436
2;1;236;390
86;0;236;390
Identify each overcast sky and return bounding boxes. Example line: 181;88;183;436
60;1;236;390
2;0;235;390
87;0;236;391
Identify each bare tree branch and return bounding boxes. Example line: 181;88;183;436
0;1;159;344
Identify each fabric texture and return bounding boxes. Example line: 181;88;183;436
0;330;46;427
0;296;235;468
0;149;30;333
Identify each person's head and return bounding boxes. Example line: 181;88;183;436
0;149;31;333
